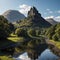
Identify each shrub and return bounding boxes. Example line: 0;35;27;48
28;28;36;37
0;15;11;39
15;28;27;37
52;34;58;41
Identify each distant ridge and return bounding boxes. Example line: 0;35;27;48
3;10;25;22
46;18;58;25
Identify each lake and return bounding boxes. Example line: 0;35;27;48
13;49;59;60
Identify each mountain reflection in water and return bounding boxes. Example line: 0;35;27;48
14;49;59;60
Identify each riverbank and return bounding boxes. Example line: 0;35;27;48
47;40;60;57
50;40;60;49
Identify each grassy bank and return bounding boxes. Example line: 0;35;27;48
50;40;60;49
0;56;14;60
7;33;24;42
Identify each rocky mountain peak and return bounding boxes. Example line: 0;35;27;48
23;7;52;28
28;6;41;17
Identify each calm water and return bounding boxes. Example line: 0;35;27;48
14;49;59;60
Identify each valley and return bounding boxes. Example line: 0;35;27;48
0;6;60;60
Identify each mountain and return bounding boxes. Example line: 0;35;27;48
18;7;52;28
46;18;58;25
3;10;25;22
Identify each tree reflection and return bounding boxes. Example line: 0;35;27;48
26;39;48;60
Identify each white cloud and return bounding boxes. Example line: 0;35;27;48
57;10;60;13
55;16;60;19
19;4;31;16
45;16;54;19
44;12;47;14
55;10;60;14
55;16;60;21
46;9;53;14
49;11;53;13
45;16;60;22
46;9;50;11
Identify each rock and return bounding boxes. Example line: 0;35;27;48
28;7;41;17
19;6;52;28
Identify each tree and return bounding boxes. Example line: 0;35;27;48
52;34;58;41
27;36;47;60
46;23;60;41
46;25;56;39
27;28;36;37
0;15;11;39
9;23;14;32
15;28;27;37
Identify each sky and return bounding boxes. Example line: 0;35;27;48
0;0;60;22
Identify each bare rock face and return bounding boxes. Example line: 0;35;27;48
28;7;41;17
15;7;52;28
3;10;25;22
27;7;52;28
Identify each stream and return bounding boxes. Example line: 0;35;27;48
13;49;59;60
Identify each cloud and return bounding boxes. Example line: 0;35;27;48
46;9;50;11
55;16;60;19
45;16;54;19
44;12;47;14
43;9;53;15
19;4;31;16
55;16;60;21
46;9;53;14
57;10;60;13
45;16;60;22
49;11;53;13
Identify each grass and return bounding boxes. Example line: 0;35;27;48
0;33;25;50
50;40;60;49
0;33;25;60
8;37;21;42
7;33;24;42
0;33;17;48
0;50;14;60
0;56;14;60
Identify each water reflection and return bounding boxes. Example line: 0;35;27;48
38;49;59;60
14;49;59;60
13;36;60;60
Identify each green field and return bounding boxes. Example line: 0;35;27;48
0;33;23;60
0;56;14;60
50;40;60;49
7;33;25;42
